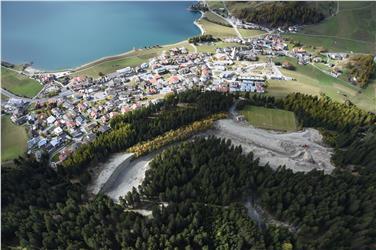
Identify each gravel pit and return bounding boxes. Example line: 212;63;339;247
208;119;335;173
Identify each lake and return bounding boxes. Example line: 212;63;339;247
1;1;201;70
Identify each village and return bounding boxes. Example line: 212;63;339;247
1;33;349;164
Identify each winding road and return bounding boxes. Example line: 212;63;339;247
204;0;244;41
221;1;245;41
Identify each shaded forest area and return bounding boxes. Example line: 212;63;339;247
189;34;220;44
129;137;376;249
61;91;233;177
2;91;376;249
228;1;326;28
239;92;376;170
345;54;375;88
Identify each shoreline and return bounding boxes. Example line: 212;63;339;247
73;10;205;73
72;49;137;72
193;11;205;35
8;13;204;75
69;11;205;75
23;40;190;75
72;39;191;75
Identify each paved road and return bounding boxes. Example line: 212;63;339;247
1;88;32;102
205;0;244;41
1;88;73;103
224;16;244;41
191;43;198;53
220;1;245;41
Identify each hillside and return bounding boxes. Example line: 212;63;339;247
226;1;329;28
284;1;376;53
302;1;376;43
344;54;376;88
225;1;375;53
3;91;376;249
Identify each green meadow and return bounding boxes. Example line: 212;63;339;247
268;57;375;112
1;67;42;98
1;115;28;162
285;2;375;53
72;41;194;78
241;105;298;131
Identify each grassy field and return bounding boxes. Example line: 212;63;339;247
239;29;266;38
1;115;28;162
285;2;375;53
269;57;375;112
283;33;375;54
267;79;321;98
202;12;231;27
240;105;298;131
200;12;264;40
207;1;225;10
197;42;245;53
304;2;375;42
72;41;194;78
72;56;147;78
198;18;237;38
1;67;42;98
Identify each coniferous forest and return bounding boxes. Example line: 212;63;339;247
240;92;376;169
2;90;376;249
61;91;233;176
227;2;325;28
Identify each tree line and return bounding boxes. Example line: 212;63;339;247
240;92;376;169
3;90;376;249
128;136;376;249
228;1;324;28
3;134;375;249
2;153;292;249
346;54;375;88
61;90;233;177
188;34;219;44
127;112;227;157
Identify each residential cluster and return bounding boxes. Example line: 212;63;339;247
0;39;273;163
2;32;350;163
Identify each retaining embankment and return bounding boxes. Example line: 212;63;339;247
87;152;134;195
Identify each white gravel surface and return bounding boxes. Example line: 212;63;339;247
103;155;154;202
209;119;335;173
94;118;334;203
87;153;134;195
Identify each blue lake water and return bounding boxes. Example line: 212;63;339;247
1;1;201;70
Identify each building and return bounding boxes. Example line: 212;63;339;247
116;67;133;75
47;116;56;124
